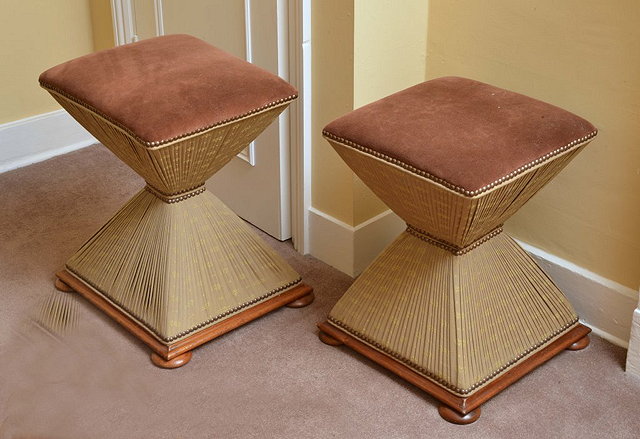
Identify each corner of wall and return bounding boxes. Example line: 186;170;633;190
310;0;356;227
308;207;404;277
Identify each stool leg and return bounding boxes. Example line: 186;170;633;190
286;291;315;308
438;405;481;425
566;335;590;351
54;277;74;293
150;351;192;369
318;330;344;346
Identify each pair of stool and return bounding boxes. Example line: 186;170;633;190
42;35;596;424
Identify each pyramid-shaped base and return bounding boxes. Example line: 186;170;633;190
325;230;582;396
59;188;310;351
317;320;589;423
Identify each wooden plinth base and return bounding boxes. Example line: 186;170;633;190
55;269;313;369
317;321;590;424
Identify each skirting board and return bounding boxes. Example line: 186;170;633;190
308;206;405;277
308;207;638;349
0;109;96;174
517;240;638;348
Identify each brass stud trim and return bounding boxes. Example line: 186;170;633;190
144;184;207;204
323;130;597;197
40;80;297;148
327;316;579;396
65;265;302;344
405;224;503;255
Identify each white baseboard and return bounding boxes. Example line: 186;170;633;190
517;240;638;348
0;110;96;174
308;206;638;349
308;207;404;277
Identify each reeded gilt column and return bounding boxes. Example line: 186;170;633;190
41;35;313;368
317;77;597;424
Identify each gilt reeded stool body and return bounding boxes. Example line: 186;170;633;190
317;77;597;424
42;35;313;368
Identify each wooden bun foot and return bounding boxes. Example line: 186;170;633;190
150;351;192;369
438;405;481;425
54;278;74;293
319;330;343;346
566;335;590;351
286;291;315;308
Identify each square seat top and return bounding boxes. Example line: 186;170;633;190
39;34;297;147
324;77;597;196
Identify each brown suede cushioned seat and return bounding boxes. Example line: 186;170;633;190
323;76;597;196
39;34;297;146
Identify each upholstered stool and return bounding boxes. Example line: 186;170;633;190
41;35;313;368
318;77;597;423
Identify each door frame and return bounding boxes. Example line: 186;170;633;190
110;0;312;254
286;0;311;254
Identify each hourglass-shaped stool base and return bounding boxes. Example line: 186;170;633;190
318;229;591;422
56;270;313;369
52;188;314;368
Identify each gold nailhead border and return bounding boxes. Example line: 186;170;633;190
40;80;297;148
405;224;503;256
66;265;302;344
328;316;579;396
144;184;207;204
166;278;302;342
323;130;597;197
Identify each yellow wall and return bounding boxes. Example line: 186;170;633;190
311;0;356;224
353;0;428;108
352;0;428;224
312;0;429;225
0;0;95;124
89;0;115;52
427;0;640;289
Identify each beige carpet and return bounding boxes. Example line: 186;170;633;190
1;146;639;438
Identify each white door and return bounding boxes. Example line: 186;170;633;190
114;0;293;240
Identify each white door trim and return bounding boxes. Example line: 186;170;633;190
110;0;137;45
153;0;165;36
236;0;257;166
288;0;312;254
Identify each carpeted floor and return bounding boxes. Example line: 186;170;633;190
1;146;639;438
